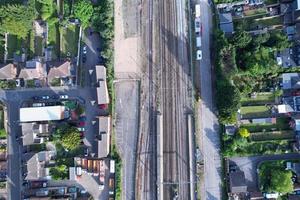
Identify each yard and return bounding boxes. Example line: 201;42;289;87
241;117;291;132
7;34;22;58
241;92;275;106
250;130;294;141
34;36;43;56
264;0;278;5
240;105;271;118
48;23;60;60
244;8;267;17
60;24;79;58
233;15;282;31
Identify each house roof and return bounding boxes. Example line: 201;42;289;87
282;73;300;89
97;116;111;158
0;63;17;80
20;106;66;122
47;61;72;82
219;13;234;34
24;151;53;180
22;123;48;146
96;81;109;105
229;171;247;194
278;104;294;113
95;65;106;81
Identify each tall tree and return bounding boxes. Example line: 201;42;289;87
74;0;93;28
269;169;293;193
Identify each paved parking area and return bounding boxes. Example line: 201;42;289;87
115;80;140;200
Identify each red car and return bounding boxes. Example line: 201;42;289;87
80;132;84;138
99;104;107;109
78;121;85;127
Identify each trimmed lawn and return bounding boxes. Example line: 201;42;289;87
250;130;295;141
264;0;278;5
60;24;79;57
254;16;282;27
244;8;267;17
241;92;275;106
7;34;22;58
48;23;60;60
240;105;271;118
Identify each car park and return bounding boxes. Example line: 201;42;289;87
82;55;87;63
59;94;69;99
16;79;24;87
32;96;40;100
52;95;59;99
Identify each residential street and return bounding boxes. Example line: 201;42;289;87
229;153;300;192
197;0;222;199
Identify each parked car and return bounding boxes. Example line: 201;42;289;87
82;46;87;54
77;127;85;132
99;104;107;109
41;95;50;100
59;94;69;99
52;95;60;99
84;147;89;156
82;55;87;63
79;116;87;121
16;79;24;87
29;181;48;189
32;96;40;100
196;50;202;60
78;121;85;126
80;132;84;138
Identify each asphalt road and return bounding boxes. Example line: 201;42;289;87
197;0;222;199
229;153;300;192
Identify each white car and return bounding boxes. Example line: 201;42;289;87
83;46;87;54
59;94;69;99
196;50;202;60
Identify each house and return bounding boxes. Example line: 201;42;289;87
282;73;300;89
219;13;234;35
24;151;55;180
47;61;74;84
21;123;50;146
0;63;17;80
97;116;111;158
286;161;300;182
20;106;68;122
18;60;46;80
95;65;109;105
229;171;247;194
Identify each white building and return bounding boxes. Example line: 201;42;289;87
20;106;67;122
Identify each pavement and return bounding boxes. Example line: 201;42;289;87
115;80;140;200
229;153;300;192
197;0;222;200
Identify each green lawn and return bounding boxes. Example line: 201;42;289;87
250;130;295;141
254;16;283;27
240;105;271;118
241;92;275;106
0;129;6;139
60;24;79;58
34;36;43;56
7;34;22;58
244;8;267;17
48;23;60;59
241;117;291;132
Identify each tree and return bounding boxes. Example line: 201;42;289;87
50;164;68;180
74;0;93;28
231;29;252;49
60;126;81;151
238;128;250;138
265;31;291;51
0;3;36;38
0;80;15;89
269;169;293;193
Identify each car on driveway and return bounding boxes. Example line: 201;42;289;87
59;94;69;100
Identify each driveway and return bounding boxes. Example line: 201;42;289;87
229;153;300;192
82;28;101;87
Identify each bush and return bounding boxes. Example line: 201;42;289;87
53;124;81;151
238;128;250;138
50;164;68;180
